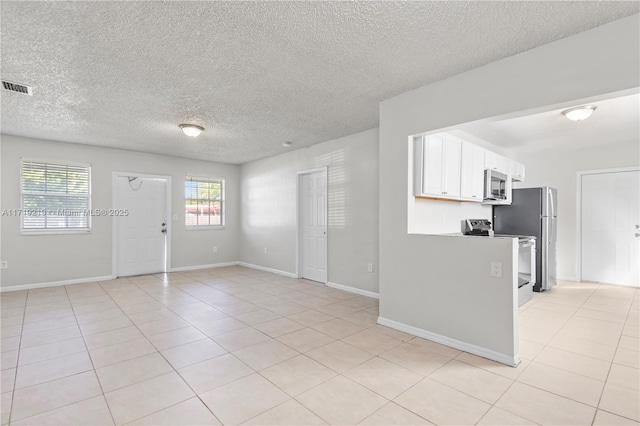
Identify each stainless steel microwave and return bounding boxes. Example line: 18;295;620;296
484;170;508;201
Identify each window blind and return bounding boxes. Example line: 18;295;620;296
21;160;91;230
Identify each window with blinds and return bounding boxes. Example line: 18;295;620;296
21;160;91;231
185;175;224;228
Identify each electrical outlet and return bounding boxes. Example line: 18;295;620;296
367;263;373;273
1;261;7;269
264;247;268;254
172;214;178;221
490;262;502;278
213;246;218;253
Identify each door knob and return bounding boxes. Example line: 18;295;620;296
161;228;167;234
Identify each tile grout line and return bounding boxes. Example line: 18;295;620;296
4;272;637;425
521;283;640;425
107;270;298;425
521;284;603;368
590;285;638;426
475;283;602;425
121;282;228;426
4;287;27;426
97;276;212;426
65;281;118;426
143;271;383;425
7;285;111;425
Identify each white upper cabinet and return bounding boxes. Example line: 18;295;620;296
510;160;525;181
414;134;461;198
443;135;462;197
484;150;509;174
414;132;523;203
422;133;445;195
460;141;485;201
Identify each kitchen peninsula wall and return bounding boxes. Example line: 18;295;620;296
379;16;639;366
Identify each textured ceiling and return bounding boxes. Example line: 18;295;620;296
1;2;638;164
459;92;640;153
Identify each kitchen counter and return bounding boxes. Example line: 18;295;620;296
431;232;534;240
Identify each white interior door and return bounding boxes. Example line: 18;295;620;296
582;170;640;287
116;176;168;277
300;170;327;283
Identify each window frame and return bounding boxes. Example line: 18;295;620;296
20;158;92;235
184;175;225;230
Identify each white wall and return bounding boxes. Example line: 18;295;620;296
240;128;379;294
516;140;640;281
0;134;240;288
379;16;639;359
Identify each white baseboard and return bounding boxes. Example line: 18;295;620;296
170;262;240;272
595;281;640;289
1;261;240;292
0;275;116;293
327;281;379;299
557;275;578;282
0;262;297;292
377;316;519;367
237;262;297;278
557;276;640;288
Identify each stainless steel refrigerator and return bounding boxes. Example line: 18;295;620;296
493;187;557;292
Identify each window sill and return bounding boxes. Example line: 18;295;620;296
185;225;225;231
20;229;92;236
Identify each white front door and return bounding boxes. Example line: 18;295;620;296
582;170;640;287
115;176;168;277
300;170;327;283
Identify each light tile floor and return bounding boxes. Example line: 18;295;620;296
0;266;638;425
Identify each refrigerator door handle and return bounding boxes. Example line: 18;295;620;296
546;216;550;249
548;190;555;244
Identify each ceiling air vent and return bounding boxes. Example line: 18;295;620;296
2;81;33;96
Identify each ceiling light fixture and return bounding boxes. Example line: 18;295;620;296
561;105;597;121
179;124;204;137
282;141;293;147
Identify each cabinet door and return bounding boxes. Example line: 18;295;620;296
510;161;525;181
442;135;461;197
413;136;425;195
460;142;484;201
485;151;508;174
496;155;509;174
484;150;497;171
422;134;444;196
517;162;525;181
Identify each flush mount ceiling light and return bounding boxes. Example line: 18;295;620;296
179;124;204;137
561;105;597;121
282;141;293;147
